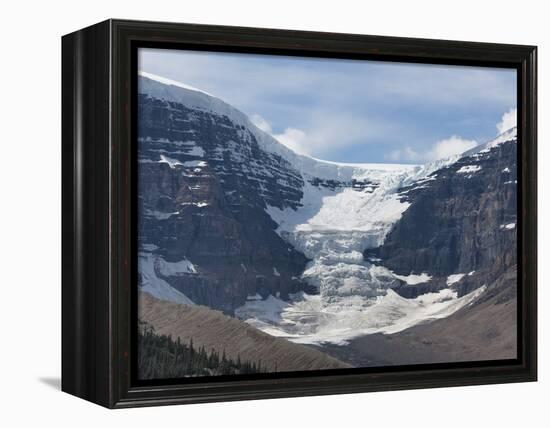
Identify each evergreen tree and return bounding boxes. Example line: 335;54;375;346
137;324;266;379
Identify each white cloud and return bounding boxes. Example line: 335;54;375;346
426;135;478;160
250;114;311;155
273;128;311;155
387;108;517;163
386;135;477;163
385;147;421;162
251;112;386;158
496;108;517;134
250;114;272;133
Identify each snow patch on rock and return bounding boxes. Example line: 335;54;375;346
157;257;197;275
158;154;183;169
393;272;432;285
457;165;482;174
446;273;466;286
138;252;194;305
500;223;516;230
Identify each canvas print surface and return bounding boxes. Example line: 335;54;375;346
136;48;518;380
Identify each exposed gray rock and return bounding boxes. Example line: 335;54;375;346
365;136;517;298
138;94;313;313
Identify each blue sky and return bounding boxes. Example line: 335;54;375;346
139;48;517;164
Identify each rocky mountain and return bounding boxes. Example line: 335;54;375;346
137;72;418;314
137;71;517;354
138;73;311;313
366;127;517;298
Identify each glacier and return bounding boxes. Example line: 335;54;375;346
235;286;486;345
238;165;484;345
137;71;515;346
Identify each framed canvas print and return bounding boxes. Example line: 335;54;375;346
61;19;537;408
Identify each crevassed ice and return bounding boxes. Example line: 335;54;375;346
256;154;483;344
236;286;486;345
265;166;423;302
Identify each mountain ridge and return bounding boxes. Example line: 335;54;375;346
137;71;517;349
138;71;420;182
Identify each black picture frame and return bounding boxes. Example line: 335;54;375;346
62;19;537;409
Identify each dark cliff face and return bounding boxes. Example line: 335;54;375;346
366;134;517;298
137;93;313;313
137;73;518;313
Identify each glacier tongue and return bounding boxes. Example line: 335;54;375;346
265;166;416;302
236;286;486;345
249;155;482;345
241;163;433;344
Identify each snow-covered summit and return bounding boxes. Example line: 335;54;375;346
464;126;517;157
138;72;416;183
139;71;215;96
